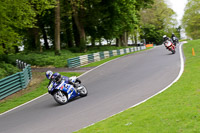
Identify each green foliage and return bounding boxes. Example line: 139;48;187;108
5;46;133;68
139;0;178;44
182;0;200;39
140;24;165;44
0;0;36;54
0;0;56;54
0;62;20;79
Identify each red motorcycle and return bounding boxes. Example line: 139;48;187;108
163;40;176;54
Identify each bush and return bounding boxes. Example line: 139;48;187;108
4;45;134;68
0;62;20;79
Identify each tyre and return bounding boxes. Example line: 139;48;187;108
171;49;176;54
53;91;68;105
78;85;88;97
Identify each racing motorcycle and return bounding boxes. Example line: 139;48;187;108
172;36;179;46
163;40;176;54
47;76;88;105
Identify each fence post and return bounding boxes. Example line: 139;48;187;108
67;59;71;68
27;65;32;80
19;72;25;89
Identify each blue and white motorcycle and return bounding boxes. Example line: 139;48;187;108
47;76;88;105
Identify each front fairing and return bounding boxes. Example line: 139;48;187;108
48;80;79;100
69;76;77;83
48;81;57;94
62;84;79;100
164;41;172;47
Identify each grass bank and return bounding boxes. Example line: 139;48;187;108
6;46;134;68
0;72;81;114
75;40;200;133
0;46;149;114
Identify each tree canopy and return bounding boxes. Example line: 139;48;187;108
182;0;200;39
139;0;178;44
0;0;180;56
0;0;55;54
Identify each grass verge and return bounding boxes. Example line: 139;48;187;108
0;46;150;114
0;72;81;114
75;40;200;133
6;46;135;68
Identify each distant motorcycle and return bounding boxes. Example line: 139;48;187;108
47;76;88;105
163;40;176;54
172;36;179;46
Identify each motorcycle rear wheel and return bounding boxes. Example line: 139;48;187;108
53;91;68;105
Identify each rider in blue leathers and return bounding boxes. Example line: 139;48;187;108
46;70;70;86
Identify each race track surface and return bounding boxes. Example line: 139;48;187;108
0;44;183;133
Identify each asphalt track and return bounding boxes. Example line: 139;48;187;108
0;44;183;133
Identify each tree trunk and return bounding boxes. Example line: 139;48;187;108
70;0;86;52
99;38;102;46
66;17;74;48
91;37;95;46
134;32;137;45
55;0;61;55
125;32;129;46
116;38;121;47
72;16;80;47
41;24;49;50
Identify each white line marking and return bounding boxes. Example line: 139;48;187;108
0;46;159;116
0;52;125;116
0;93;48;116
76;42;185;131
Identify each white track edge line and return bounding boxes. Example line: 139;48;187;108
76;43;185;131
1;48;144;116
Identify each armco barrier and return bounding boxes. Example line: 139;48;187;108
67;46;146;68
0;65;32;100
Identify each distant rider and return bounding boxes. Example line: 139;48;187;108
163;35;173;42
163;35;175;49
171;33;179;46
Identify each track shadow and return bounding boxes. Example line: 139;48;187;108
46;96;85;107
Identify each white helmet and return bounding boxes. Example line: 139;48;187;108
46;70;53;80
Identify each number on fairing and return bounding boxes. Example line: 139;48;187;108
48;82;53;91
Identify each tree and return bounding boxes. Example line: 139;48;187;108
55;0;61;55
0;0;36;54
24;0;56;52
182;0;200;39
70;0;87;52
0;0;56;54
139;0;177;44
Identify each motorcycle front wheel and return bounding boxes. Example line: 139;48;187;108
78;85;88;97
53;91;68;105
171;49;176;54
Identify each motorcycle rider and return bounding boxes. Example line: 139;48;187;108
46;70;70;85
163;35;172;42
46;70;80;91
171;33;179;46
163;35;175;49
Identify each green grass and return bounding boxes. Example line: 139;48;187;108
0;46;147;113
75;40;200;133
0;72;81;114
6;46;134;68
